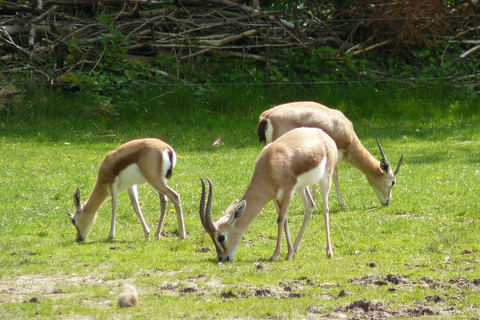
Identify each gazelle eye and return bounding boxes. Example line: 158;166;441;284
71;220;76;226
392;181;396;187
218;235;225;243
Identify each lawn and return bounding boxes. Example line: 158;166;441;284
0;84;479;319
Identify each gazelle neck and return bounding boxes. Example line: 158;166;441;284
82;181;109;216
346;139;383;179
234;179;275;233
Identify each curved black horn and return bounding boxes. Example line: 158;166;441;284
199;178;215;234
376;136;386;160
205;178;215;233
394;154;403;176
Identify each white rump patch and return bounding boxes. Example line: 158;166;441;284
295;157;327;189
265;118;274;144
162;149;175;175
114;164;147;194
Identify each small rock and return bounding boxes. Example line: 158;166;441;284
256;263;266;270
337;289;346;297
368;262;377;268
29;297;39;303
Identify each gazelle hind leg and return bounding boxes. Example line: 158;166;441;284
293;187;315;253
148;178;186;239
127;185;151;241
162;186;186;239
333;166;348;210
154;192;168;239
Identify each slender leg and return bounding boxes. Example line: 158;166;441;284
127;185;150;241
108;185;118;240
145;174;186;239
284;218;294;260
154;192;167;239
311;184;317;205
270;193;292;261
272;199;294;259
333;166;348;210
318;179;333;258
162;186;186;239
293;187;315;253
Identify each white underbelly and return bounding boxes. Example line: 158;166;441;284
115;164;147;193
295;157;327;189
275;157;328;201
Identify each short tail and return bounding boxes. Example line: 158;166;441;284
257;118;268;144
166;150;174;180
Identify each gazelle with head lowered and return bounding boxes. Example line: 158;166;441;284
68;138;186;241
199;127;338;262
258;101;403;207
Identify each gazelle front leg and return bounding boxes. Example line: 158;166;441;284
270;195;293;261
108;186;118;240
127;186;151;241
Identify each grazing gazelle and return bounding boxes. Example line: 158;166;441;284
199;127;338;262
68;138;186;242
258;101;403;207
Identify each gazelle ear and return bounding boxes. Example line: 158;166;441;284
380;158;391;174
73;188;82;212
228;200;246;225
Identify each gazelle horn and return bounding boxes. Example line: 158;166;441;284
394;154;403;176
376;136;387;160
199;178;216;234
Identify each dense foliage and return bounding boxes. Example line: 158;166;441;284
0;0;479;109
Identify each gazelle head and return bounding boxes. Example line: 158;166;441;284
68;188;94;241
368;137;403;206
199;179;246;262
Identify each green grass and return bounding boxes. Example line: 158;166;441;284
0;84;479;319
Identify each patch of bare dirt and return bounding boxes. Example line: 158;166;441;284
308;274;480;319
0;274;124;304
2;271;479;319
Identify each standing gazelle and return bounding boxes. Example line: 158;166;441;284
199;127;338;262
258;101;403;207
68;138;186;241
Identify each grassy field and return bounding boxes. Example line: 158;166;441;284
0;84;479;319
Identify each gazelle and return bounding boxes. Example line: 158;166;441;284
68;138;186;241
199;127;338;262
258;101;403;207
